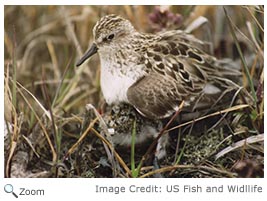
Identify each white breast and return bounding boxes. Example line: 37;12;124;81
100;65;137;105
98;47;145;105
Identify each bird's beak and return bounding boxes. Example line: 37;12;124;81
76;43;98;67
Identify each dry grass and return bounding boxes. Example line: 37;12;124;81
4;5;264;178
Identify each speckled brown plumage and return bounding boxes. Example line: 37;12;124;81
77;14;241;119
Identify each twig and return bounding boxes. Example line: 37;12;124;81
137;101;185;174
215;134;264;160
166;104;250;133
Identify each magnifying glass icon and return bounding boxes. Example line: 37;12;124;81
4;184;18;198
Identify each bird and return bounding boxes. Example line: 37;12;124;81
102;103;163;147
76;14;241;120
83;103;168;160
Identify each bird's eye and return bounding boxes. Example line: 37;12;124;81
107;33;115;40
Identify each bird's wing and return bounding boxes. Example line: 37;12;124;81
128;31;239;119
127;71;183;119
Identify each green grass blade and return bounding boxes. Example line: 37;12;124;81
131;119;138;177
223;7;257;105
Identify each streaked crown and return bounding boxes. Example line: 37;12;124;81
93;14;135;47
